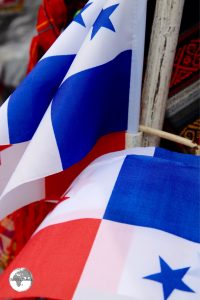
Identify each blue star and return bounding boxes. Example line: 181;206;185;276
74;2;92;27
144;257;194;300
91;4;119;39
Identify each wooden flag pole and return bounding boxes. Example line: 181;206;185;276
139;125;200;151
140;0;185;147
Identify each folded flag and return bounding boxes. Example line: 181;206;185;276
0;0;148;219
0;0;105;145
0;0;110;216
0;147;199;300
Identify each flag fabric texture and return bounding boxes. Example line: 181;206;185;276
0;147;199;300
0;0;148;219
0;0;105;145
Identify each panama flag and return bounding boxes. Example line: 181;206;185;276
0;0;107;200
0;147;199;300
0;0;148;219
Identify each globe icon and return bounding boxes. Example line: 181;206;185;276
9;268;33;292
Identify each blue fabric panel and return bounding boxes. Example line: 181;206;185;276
8;55;75;143
104;154;200;243
51;50;131;170
155;147;200;168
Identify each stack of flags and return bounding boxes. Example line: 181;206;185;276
0;147;199;299
0;0;199;299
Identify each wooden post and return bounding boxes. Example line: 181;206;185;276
140;0;185;146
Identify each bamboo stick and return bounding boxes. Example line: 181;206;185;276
139;125;199;150
141;0;185;146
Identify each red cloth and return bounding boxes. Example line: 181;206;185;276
27;0;68;72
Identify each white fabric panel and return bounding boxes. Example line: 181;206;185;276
117;226;200;300
1;105;62;197
0;178;45;220
65;0;141;79
73;289;136;300
76;221;200;300
0;99;10;144
75;220;133;295
0;142;28;194
0;105;61;219
42;0;106;58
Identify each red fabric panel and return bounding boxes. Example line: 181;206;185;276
0;145;11;151
45;132;125;199
0;145;11;165
0;218;101;299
